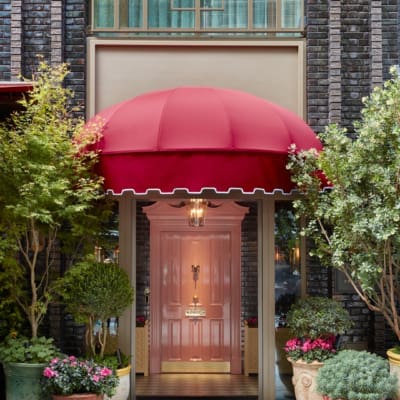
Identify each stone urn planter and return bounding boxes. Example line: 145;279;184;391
387;349;400;400
288;358;324;400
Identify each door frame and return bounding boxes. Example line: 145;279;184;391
117;194;292;399
143;200;248;374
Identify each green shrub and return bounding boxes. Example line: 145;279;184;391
316;350;397;400
54;259;134;359
286;296;353;339
0;336;60;364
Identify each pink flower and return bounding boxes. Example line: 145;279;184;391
301;339;313;352
50;358;59;365
285;338;300;352
100;367;112;377
92;375;100;382
43;367;58;378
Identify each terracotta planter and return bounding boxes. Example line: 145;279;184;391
288;358;324;400
387;348;400;400
52;394;103;400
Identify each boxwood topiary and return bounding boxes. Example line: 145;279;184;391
286;296;353;339
316;349;397;400
54;259;134;360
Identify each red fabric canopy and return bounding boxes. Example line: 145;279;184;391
92;87;322;195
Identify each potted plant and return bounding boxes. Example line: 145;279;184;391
0;335;60;400
316;350;397;400
0;61;105;400
54;259;134;400
284;296;353;400
42;355;119;400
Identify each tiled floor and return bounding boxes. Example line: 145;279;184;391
135;372;295;399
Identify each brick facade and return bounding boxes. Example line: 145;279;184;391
0;0;399;362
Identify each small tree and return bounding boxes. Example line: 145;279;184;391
54;259;134;359
288;66;400;341
0;61;105;339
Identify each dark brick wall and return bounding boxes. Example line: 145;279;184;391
240;202;258;322
305;243;329;297
306;0;329;133
382;0;399;80
136;201;152;320
341;0;371;131
21;0;51;77
64;0;88;117
0;0;10;80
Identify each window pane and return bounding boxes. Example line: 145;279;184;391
148;0;195;29
253;0;276;28
281;0;302;28
201;0;248;29
128;0;143;27
172;0;195;7
94;0;114;28
200;0;223;7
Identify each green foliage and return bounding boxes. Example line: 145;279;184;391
287;66;400;340
317;350;398;400
93;352;130;371
286;296;353;339
0;60;107;339
0;336;60;364
54;259;134;358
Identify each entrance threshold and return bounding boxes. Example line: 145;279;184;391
135;373;258;399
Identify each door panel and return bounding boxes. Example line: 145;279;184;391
160;232;231;372
145;200;247;375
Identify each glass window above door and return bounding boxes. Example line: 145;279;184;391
90;0;304;37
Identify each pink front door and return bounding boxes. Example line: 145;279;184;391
144;201;248;374
160;231;231;372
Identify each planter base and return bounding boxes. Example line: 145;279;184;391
387;349;400;400
105;365;131;400
288;358;324;400
3;362;47;400
52;394;103;400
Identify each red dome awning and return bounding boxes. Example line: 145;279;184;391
92;87;322;195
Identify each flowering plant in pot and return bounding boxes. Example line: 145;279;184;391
42;355;118;399
54;259;134;400
316;350;397;400
284;296;352;400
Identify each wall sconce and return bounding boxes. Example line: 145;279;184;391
290;240;301;276
188;199;207;227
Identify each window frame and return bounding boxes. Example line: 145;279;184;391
89;0;305;36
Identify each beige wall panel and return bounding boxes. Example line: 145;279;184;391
90;41;304;117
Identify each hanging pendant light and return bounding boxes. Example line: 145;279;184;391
188;199;207;227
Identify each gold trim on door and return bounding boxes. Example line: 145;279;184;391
161;361;230;373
